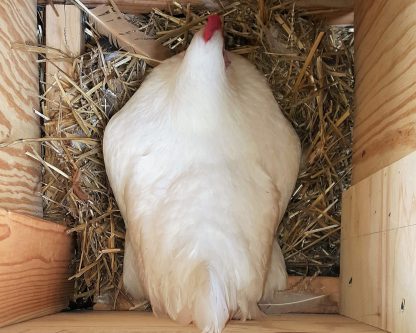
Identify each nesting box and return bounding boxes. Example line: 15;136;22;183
0;0;414;332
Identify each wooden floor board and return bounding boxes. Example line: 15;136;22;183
0;312;386;333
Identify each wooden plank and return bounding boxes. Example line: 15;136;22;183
45;3;83;114
326;11;354;26
45;4;83;79
39;0;204;14
44;5;83;123
37;0;354;14
94;276;339;314
1;312;385;333
288;276;340;306
0;209;72;328
261;276;339;314
0;0;42;216
352;0;416;184
294;0;353;8
43;4;83;199
341;151;416;332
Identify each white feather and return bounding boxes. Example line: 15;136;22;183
103;23;301;333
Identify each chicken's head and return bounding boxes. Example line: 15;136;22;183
182;15;229;72
203;15;223;43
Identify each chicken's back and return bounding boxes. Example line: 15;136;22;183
103;32;300;333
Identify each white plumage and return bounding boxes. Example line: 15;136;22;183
103;15;301;333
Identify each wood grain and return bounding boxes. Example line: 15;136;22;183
0;0;42;216
352;0;416;184
1;312;385;333
37;0;354;14
341;151;416;332
0;208;73;328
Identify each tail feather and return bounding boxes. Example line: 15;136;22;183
176;263;230;333
194;266;229;333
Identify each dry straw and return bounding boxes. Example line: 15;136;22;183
26;0;354;306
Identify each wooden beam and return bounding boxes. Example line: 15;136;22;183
260;276;339;314
0;0;42;216
341;151;416;332
326;11;354;26
0;209;73;328
44;4;83;122
45;4;83;78
42;4;83;200
44;4;83;117
281;276;339;313
3;312;385;333
38;0;204;14
37;0;354;14
352;0;416;184
295;0;353;9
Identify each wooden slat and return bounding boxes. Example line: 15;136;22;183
326;11;354;26
39;0;204;13
294;0;353;9
44;4;83;121
0;209;72;328
1;312;385;333
288;276;339;303
341;151;416;332
94;275;339;313
37;0;354;14
0;0;42;216
43;4;83;199
45;4;83;78
45;4;83;111
352;0;416;184
260;276;339;314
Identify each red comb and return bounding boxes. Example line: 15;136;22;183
203;15;222;42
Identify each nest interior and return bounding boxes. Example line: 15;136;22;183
29;1;354;307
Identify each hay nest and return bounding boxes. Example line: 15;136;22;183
31;1;353;306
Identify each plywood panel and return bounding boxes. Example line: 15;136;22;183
1;312;385;333
341;151;416;332
0;0;42;216
0;209;73;328
352;0;416;184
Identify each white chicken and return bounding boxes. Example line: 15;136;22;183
103;14;300;333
